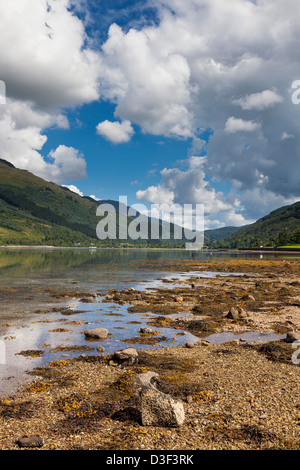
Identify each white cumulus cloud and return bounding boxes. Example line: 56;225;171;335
136;156;254;228
0;0;98;184
98;0;300;223
233;89;284;111
2;0;300;225
0;0;101;110
224;117;261;134
96;120;134;144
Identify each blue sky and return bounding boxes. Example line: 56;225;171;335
42;99;195;206
0;0;299;229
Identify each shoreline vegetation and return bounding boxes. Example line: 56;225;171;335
0;257;300;450
0;245;300;253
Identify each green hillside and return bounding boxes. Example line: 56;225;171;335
0;159;104;246
0;158;249;248
214;201;300;249
204;226;240;244
0;159;200;247
2;158;298;250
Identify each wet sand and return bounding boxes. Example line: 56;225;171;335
0;257;299;450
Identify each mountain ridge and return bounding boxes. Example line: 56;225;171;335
1;159;297;249
0;159;205;247
214;201;300;248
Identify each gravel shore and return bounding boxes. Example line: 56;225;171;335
0;257;299;450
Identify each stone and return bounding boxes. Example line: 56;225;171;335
238;307;248;319
226;307;240;320
140;327;154;334
83;328;109;340
192;305;204;314
141;387;185;427
97;345;105;353
108;360;118;367
17;436;44;448
197;339;210;346
285;331;300;343
131;371;160;397
226;306;248;320
113;347;139;366
185;342;195;348
175;296;183;302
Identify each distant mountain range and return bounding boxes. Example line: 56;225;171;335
0;158;298;249
213;202;300;249
0;158;228;247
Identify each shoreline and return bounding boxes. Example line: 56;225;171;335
0;245;300;254
0;257;299;450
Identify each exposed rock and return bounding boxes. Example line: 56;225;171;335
238;308;248;319
226;307;240;320
197;339;210;346
140;327;154;334
17;436;44;448
131;371;160;397
113;347;139;366
79;298;94;303
226;306;248;320
285;331;300;343
83;328;109;340
104;294;113;300
141;386;185;427
131;371;185;427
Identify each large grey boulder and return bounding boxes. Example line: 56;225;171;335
141;387;185;428
131;371;185;427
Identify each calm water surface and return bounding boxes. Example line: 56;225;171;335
0;248;296;396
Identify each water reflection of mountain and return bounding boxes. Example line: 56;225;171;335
0;248;208;277
0;247;292;279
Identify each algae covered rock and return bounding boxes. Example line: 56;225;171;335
141;386;185;428
226;306;248;320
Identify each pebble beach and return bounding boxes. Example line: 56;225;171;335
0;257;299;450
